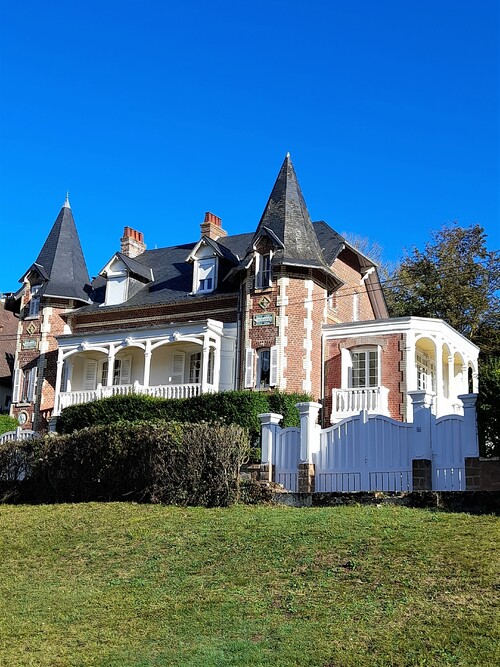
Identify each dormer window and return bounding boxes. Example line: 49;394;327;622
255;252;272;289
192;257;217;294
101;258;129;306
198;259;216;293
27;285;42;317
105;273;128;305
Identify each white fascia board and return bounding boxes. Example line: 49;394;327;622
323;316;479;356
56;318;229;349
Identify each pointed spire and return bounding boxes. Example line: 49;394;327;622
22;201;91;303
63;191;71;209
252;154;329;271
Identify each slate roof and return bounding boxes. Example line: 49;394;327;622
83;219;357;313
25;201;91;303
76;156;379;313
250;154;332;273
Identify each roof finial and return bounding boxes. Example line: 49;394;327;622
286;151;291;158
63;191;71;209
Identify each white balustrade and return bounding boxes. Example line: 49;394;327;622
331;386;389;422
57;383;204;413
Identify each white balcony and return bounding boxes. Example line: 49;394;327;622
57;382;204;414
331;386;390;423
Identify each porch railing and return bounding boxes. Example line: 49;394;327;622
331;386;389;422
57;382;204;414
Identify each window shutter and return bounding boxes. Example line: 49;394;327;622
12;369;21;403
269;346;278;386
119;357;132;385
83;360;98;391
27;367;37;402
171;352;185;384
244;348;254;388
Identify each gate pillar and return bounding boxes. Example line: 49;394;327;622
296;402;322;493
258;413;283;483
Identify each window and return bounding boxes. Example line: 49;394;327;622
189;352;201;383
349;348;379;388
207;348;215;385
85;357;131;389
28;285;41;317
245;346;278;389
257;348;271;388
105;276;128;305
21;367;37;403
416;352;436;392
197;259;216;293
327;290;338;311
255;253;272;289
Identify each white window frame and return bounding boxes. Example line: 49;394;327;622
189;352;202;384
28;284;42;317
255;252;272;289
255;345;278;389
99;357;132;386
105;275;128;306
20;367;37;403
194;258;217;294
343;346;381;389
416;351;436;392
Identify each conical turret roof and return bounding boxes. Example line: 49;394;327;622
24;197;91;303
253;154;330;271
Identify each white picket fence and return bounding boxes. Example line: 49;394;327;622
261;392;478;493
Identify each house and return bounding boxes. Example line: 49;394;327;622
6;155;478;433
0;299;18;413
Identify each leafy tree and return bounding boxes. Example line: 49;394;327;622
385;223;500;353
477;356;500;456
386;223;500;455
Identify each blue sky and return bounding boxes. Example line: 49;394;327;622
0;0;498;292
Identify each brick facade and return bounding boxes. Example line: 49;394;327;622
323;333;405;423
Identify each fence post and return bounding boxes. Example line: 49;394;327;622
296;402;322;493
458;394;479;458
258;412;283;483
409;391;434;490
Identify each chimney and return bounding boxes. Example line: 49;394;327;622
200;211;227;241
120;226;146;258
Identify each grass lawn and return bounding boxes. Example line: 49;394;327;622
0;503;499;667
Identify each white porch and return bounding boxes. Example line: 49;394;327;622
54;319;236;416
325;317;479;424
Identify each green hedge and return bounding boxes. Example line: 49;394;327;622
0;415;18;436
1;420;249;507
56;390;312;441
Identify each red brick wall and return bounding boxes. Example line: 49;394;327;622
12;295;70;431
70;295;239;334
323;333;404;423
329;249;376;323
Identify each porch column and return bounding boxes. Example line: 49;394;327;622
435;339;443;416
200;335;210;394
143;340;152;388
297;402;322;493
53;348;65;416
213;338;221;390
106;344;116;387
447;354;454;400
405;339;417;421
